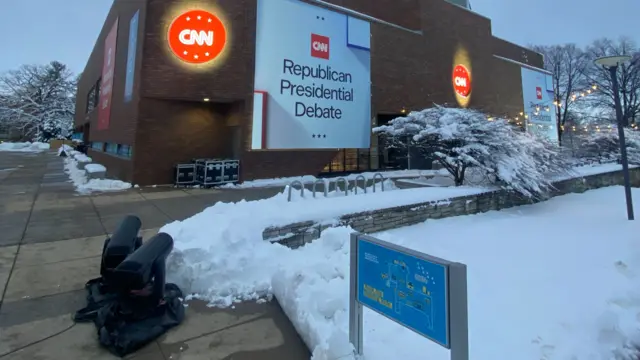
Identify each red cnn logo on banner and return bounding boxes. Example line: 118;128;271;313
311;34;330;60
536;86;543;100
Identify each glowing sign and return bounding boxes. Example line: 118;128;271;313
452;46;472;108
167;10;227;64
452;65;471;98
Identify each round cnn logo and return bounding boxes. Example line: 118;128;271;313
452;65;471;98
167;10;227;64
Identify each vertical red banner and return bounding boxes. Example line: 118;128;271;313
98;18;119;130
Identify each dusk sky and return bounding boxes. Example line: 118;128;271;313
0;0;638;74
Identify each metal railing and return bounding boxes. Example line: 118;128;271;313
286;173;386;202
353;175;367;194
287;180;305;202
312;179;328;198
372;173;385;192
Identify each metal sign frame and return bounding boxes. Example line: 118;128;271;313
349;232;469;360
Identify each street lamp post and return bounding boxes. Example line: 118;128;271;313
595;55;634;220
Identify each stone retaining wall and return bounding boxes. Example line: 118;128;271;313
263;168;640;248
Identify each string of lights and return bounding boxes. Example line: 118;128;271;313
491;83;602;128
398;83;604;131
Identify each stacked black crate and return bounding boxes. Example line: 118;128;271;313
202;160;224;187
175;164;196;186
193;158;209;185
178;158;241;187
223;160;240;183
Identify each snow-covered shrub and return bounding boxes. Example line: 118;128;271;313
577;129;640;165
373;105;574;197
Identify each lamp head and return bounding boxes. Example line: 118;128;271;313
594;55;632;68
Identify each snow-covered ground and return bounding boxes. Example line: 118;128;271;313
0;141;50;152
163;186;640;360
63;157;132;194
166;183;488;234
555;162;639;181
397;163;636;188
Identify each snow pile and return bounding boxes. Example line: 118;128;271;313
74;153;92;163
63;148;92;163
163;185;489;302
0;142;50;152
57;144;73;156
63;158;132;194
85;163;106;173
164;186;640;360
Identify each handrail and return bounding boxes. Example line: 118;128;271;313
372;173;385;192
287;180;305;202
312;179;328;198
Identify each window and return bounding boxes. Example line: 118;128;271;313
85;78;102;114
86;85;96;113
94;78;101;108
117;144;132;158
91;142;104;151
105;143;118;154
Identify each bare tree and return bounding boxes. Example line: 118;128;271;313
0;61;76;141
583;37;640;127
530;44;589;143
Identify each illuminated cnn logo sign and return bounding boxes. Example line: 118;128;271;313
536;86;543;99
167;10;227;64
452;65;471;98
179;30;213;46
311;34;330;60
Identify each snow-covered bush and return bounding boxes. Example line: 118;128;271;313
373;106;574;197
577;129;640;165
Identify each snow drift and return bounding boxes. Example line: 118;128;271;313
163;186;640;360
0;142;50;152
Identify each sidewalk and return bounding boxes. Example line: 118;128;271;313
0;151;309;360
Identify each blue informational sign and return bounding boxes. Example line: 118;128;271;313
356;237;450;347
124;10;139;103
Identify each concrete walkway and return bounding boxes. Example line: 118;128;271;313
0;152;309;360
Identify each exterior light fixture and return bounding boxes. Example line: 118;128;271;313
594;54;633;220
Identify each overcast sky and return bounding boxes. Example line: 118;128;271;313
0;0;638;74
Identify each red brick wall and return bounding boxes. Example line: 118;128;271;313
492;36;544;68
88;150;134;183
74;0;147;146
77;0;544;185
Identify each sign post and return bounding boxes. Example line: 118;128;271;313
349;233;469;360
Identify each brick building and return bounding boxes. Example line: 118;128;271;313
74;0;548;186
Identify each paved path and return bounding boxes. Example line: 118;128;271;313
0;151;308;360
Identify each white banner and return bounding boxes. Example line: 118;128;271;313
252;0;371;149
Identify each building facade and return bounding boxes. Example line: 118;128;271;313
74;0;554;185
